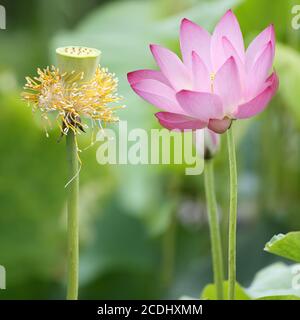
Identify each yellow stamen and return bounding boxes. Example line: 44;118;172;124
21;66;124;135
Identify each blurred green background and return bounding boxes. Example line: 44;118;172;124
0;0;300;299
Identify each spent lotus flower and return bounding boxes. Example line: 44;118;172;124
22;46;123;136
128;9;278;133
21;46;124;300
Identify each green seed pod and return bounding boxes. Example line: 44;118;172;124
56;46;101;82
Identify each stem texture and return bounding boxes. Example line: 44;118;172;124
226;126;238;300
204;160;224;300
66;131;79;300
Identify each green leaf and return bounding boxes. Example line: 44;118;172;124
246;263;300;299
202;263;300;300
201;281;251;300
264;232;300;262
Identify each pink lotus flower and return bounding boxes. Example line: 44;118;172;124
127;10;278;133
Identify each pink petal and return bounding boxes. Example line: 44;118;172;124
246;24;275;71
155;112;207;130
247;41;273;98
127;69;170;86
176;90;223;121
222;36;245;88
191;51;210;92
180;18;212;71
234;71;278;119
214;56;242;114
150;44;192;91
208;118;232;133
130;79;183;114
211;9;245;72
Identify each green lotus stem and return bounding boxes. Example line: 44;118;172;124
204;159;224;300
221;199;229;277
56;46;101;300
66;130;79;300
226;125;238;300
